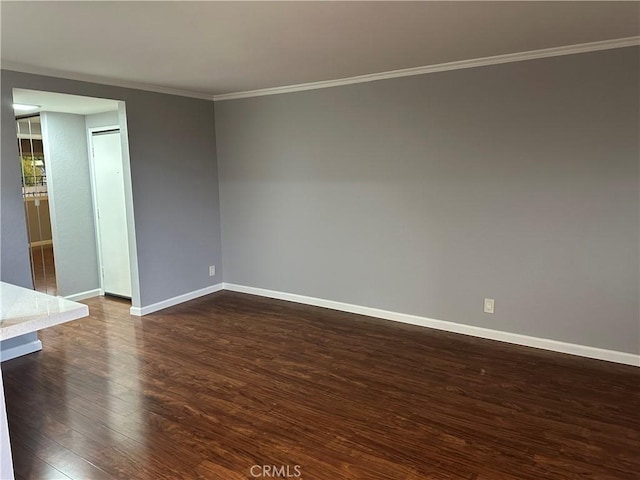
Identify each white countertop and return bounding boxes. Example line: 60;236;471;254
0;282;89;341
1;282;89;480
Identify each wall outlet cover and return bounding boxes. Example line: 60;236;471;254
484;298;495;314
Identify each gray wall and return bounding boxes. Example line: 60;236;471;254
215;47;640;354
1;79;33;289
41;111;100;296
0;79;39;355
1;70;222;307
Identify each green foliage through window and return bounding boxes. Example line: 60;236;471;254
20;155;46;186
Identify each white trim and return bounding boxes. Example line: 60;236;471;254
2;62;213;100
130;283;223;316
3;38;637;103
214;36;640;101
0;339;42;362
0;365;15;480
222;283;640;367
17;133;42;140
64;288;103;302
116;103;142;311
87;124;120;295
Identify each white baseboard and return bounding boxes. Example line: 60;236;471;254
223;283;640;367
64;288;103;302
0;339;43;362
123;281;638;366
130;283;224;316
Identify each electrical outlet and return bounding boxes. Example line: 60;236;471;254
209;265;215;277
484;298;495;314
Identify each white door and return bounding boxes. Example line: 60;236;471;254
91;130;132;298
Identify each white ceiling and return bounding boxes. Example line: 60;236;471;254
13;89;119;116
1;2;639;98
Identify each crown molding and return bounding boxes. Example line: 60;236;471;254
214;36;640;101
3;36;638;103
1;62;214;101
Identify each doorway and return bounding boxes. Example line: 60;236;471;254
12;88;139;306
16;114;57;295
89;127;132;298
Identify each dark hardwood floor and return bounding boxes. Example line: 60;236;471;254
2;291;639;479
30;245;57;296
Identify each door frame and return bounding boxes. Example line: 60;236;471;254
87;123;135;299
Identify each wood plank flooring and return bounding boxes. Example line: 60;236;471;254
2;291;639;479
30;245;57;296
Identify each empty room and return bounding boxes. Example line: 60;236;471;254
0;2;638;479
